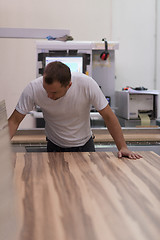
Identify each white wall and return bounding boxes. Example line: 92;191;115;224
112;0;156;90
0;0;159;129
0;38;37;128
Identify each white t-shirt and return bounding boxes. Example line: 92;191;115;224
16;72;108;147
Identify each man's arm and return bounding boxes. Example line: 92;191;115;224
8;110;26;139
98;105;142;159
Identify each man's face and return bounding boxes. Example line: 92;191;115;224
43;78;72;100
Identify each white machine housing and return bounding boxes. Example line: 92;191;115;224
115;91;159;120
36;40;119;108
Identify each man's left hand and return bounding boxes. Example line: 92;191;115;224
118;147;142;159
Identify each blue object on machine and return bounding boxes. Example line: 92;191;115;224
46;35;56;40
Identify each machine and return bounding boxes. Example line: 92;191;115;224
115;90;159;127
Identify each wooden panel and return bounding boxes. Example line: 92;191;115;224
13;151;160;240
11;134;47;144
94;133;160;142
11;128;160;144
11;132;160;144
0;100;18;240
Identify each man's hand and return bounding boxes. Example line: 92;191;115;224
118;147;142;159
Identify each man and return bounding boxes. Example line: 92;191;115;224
8;61;141;159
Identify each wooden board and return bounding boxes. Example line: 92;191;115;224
94;133;160;142
11;132;160;144
0;100;17;240
11;134;47;144
13;151;160;240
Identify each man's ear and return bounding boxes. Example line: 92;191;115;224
68;81;72;88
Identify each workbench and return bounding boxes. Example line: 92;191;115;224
13;151;160;240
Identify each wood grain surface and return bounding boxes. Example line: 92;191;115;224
13;151;160;240
0;100;18;240
11;129;160;144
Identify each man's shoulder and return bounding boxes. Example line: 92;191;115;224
71;72;97;89
71;72;93;84
72;72;89;78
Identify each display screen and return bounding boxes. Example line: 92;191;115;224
45;56;83;73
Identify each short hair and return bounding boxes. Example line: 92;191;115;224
43;61;71;87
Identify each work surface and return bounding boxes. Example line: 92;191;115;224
13;151;160;240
